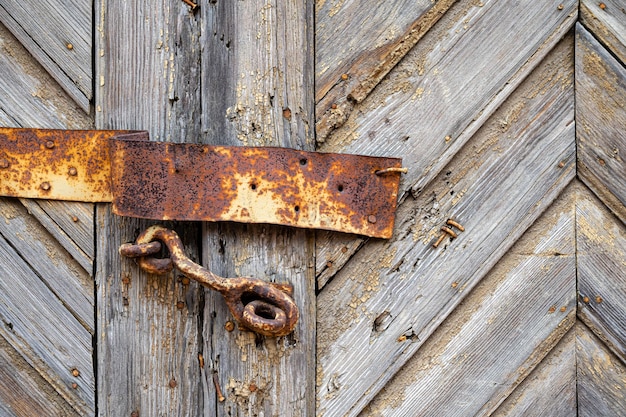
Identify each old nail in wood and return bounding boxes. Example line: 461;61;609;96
213;373;225;402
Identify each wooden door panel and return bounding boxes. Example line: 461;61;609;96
361;183;577;417
315;0;577;292
0;18;95;417
317;28;576;416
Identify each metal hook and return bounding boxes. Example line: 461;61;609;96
120;225;299;337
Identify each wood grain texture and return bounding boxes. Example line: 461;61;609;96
576;23;626;224
317;35;576;417
0;23;93;130
0;1;91;111
576;189;626;363
492;329;576;417
0;19;95;417
580;0;626;66
361;185;577;416
315;0;577;290
0;335;80;417
315;0;456;142
577;323;626;416
95;1;204;416
201;1;315;415
19;198;92;274
0;198;93;333
0;233;93;415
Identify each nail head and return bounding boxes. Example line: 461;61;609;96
68;167;78;176
45;141;55;149
225;321;235;332
40;182;51;191
368;215;377;224
0;159;9;169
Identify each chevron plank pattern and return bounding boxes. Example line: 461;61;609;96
1;0;626;416
316;0;626;415
0;21;95;417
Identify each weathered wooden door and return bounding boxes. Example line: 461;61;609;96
1;1;625;416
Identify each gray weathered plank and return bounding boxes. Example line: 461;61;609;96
19;198;92;274
95;1;204;416
0;23;93;130
576;189;626;363
492;329;576;417
576;23;626;225
0;1;91;111
360;185;577;416
201;1;315;415
315;0;456;142
317;34;575;417
34;200;94;262
577;323;626;416
580;0;626;66
0;197;93;333
315;0;577;290
0;335;80;417
316;231;366;289
0;233;93;415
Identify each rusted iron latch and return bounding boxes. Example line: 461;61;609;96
120;225;298;337
0;128;405;238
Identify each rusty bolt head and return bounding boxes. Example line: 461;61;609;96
249;382;258;392
548;306;556;314
68;167;78;176
451;282;458;289
72;216;79;222
169;378;177;388
71;383;78;389
558;161;565;168
40;182;51;191
341;73;349;81
0;159;9;169
560;306;567;312
557;3;564;10
224;321;235;332
131;412;139;417
599;2;606;9
71;368;80;377
326;260;333;268
45;140;55;149
582;296;590;303
176;301;185;310
368;215;377;224
180;276;190;285
331;103;338;109
596;295;603;303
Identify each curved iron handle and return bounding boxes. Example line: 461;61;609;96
120;225;299;337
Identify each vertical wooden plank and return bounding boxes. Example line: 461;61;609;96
95;1;203;416
201;1;315;415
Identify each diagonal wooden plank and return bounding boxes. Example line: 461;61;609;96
577;323;626;416
201;1;315;415
576;23;626;225
360;184;577;416
315;0;577;290
580;0;626;66
317;34;575;417
95;1;204;416
0;335;80;417
19;199;92;274
0;23;93;130
0;198;93;333
315;0;456;142
0;234;93;416
34;200;94;262
0;1;91;111
576;187;626;364
492;329;576;417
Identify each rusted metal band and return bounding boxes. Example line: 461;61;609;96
0;127;403;238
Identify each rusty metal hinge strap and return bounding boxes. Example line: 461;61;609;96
0;128;403;238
